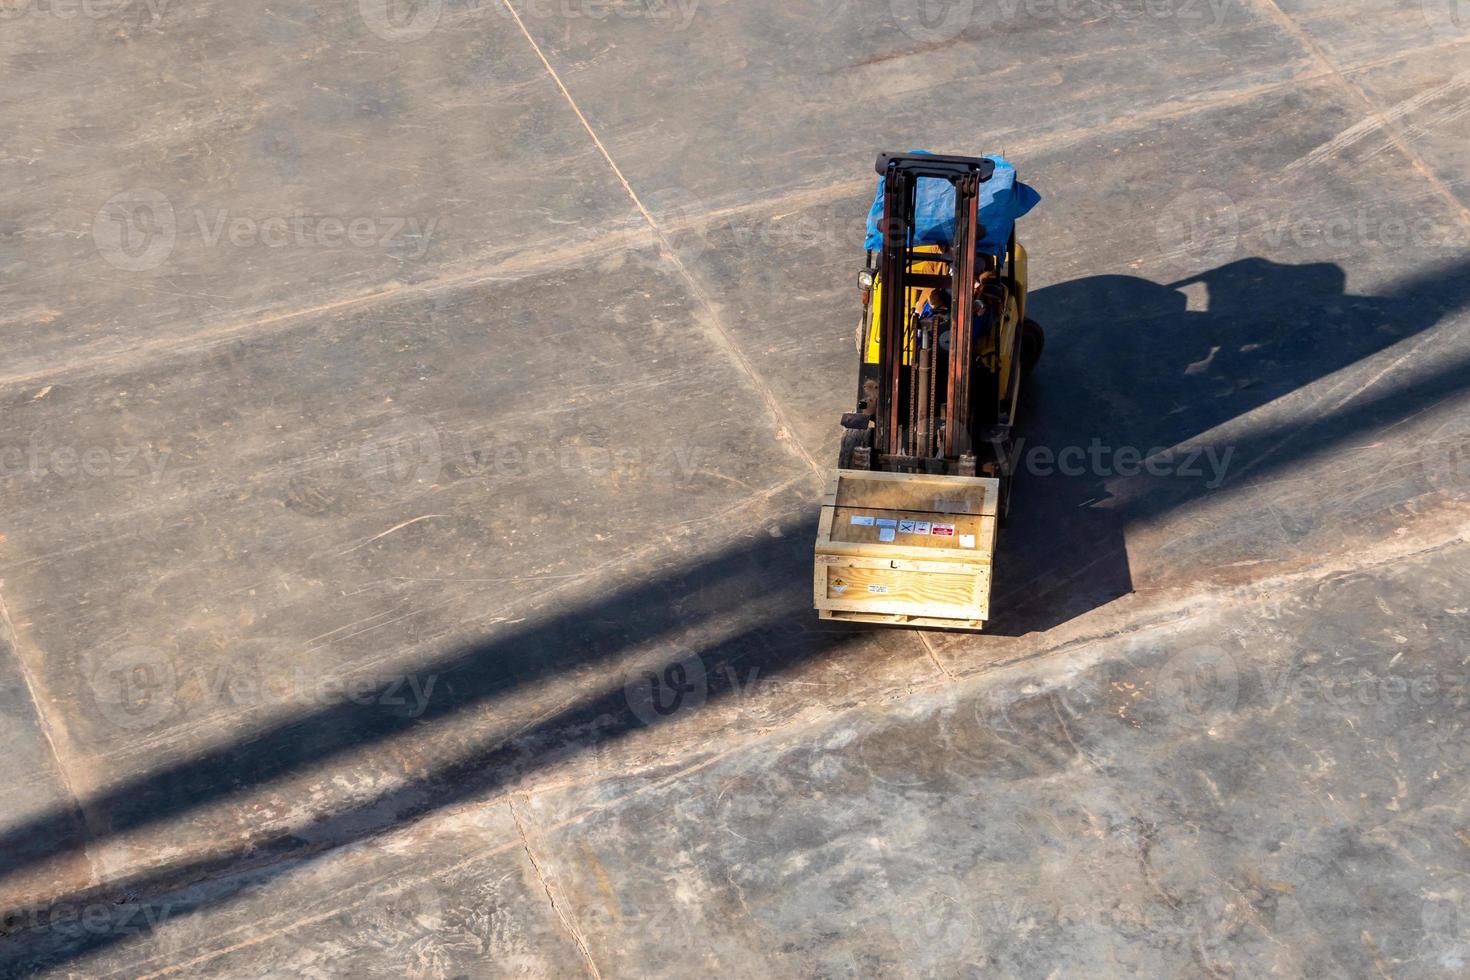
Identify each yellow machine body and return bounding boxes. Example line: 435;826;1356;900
863;241;1029;386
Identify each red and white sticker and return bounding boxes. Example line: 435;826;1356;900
930;523;956;537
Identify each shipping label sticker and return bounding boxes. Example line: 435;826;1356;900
878;527;896;542
876;518;898;528
930;523;956;537
850;514;876;526
867;584;890;594
959;534;977;549
912;520;931;535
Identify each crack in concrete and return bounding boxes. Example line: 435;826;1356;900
509;796;602;980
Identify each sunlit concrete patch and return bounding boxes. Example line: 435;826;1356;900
0;0;642;382
1271;0;1470;63
0;803;592;978
1332;42;1470;216
506;0;1310;210
514;539;1470;978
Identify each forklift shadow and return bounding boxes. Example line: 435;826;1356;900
984;254;1470;635
0;519;884;975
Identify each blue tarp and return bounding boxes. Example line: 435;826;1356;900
863;152;1040;256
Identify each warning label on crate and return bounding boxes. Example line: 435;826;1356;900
867;584;889;594
911;520;931;535
850;514;875;526
930;523;956;537
959;534;976;549
898;520;916;535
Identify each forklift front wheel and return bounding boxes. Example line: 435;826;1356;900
1020;319;1044;378
838;427;870;469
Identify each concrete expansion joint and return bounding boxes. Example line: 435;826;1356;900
9;33;1467;398
0;581;99;887
916;632;957;682
1249;0;1470;231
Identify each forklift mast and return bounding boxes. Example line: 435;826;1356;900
873;153;995;469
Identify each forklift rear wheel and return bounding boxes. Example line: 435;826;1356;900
1020;319;1044;378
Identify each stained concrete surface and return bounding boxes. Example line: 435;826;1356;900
0;0;1467;976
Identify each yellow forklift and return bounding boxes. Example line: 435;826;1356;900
814;152;1041;630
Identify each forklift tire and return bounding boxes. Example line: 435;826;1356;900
1020;319;1044;379
838;427;869;469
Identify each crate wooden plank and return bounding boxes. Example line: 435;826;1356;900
815;554;991;575
831;469;999;517
819;609;987;631
815;555;990;621
822;563;979;603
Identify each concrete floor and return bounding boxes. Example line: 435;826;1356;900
1;0;1468;976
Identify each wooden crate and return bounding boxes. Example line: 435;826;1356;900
813;469;1000;630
